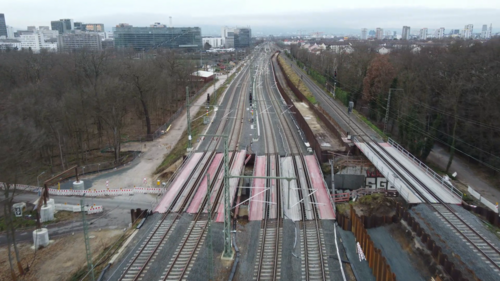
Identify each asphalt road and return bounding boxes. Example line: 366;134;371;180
0;192;156;246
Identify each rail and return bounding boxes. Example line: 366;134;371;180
387;138;463;199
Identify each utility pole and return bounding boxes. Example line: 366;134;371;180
222;136;232;259
81;196;95;281
206;173;213;280
383;88;404;136
186;86;192;151
330;158;336;213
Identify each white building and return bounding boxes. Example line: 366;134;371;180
376;28;384;40
39;29;59;39
436;27;445;39
6;26;14;38
0;38;21;50
419;28;428;40
203;37;223;48
19;32;57;52
463;24;473;39
377;46;391;55
361;28;367;40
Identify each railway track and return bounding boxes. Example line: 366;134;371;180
269;51;330;281
118;63;250;281
158;62;250;281
253;50;283;281
278;51;500;274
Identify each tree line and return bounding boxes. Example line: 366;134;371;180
0;49;199;185
289;39;500;175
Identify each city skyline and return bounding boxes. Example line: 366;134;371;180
1;0;499;35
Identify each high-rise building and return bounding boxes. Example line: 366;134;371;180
368;30;376;37
51;19;74;34
375;28;384;40
420;28;428;40
436;27;445;39
51;21;64;34
0;13;7;38
82;23;104;32
463;24;473;39
489;24;493;39
361;28;367;40
61;19;73;32
402;26;411;40
114;23;202;50
221;27;251;48
74;22;83;31
58;33;102;52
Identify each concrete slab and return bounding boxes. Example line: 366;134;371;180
249;156;267;221
216;150;246;222
354;142;421;204
304;155;335;220
281;157;301;222
381;144;461;204
186;153;224;214
155;153;204;213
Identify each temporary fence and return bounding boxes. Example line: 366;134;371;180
1;182;163;197
54;203;104;214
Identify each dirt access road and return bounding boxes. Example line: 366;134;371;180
83;67;243;191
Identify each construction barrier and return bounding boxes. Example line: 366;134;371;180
468;185;499;213
54;203;103;214
2;182;164;197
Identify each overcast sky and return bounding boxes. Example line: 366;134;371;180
1;0;499;35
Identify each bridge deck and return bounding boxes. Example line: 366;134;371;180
216;150;247;222
249;156;266;221
186;153;224;214
304;155;336;220
154;152;204;213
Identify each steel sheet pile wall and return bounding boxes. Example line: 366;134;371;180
351;205;396;281
271;52;324;162
396;204;473;281
274;53;348;152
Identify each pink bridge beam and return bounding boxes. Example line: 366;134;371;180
304;155;336;220
216;150;246;222
186;153;224;214
249;156;267;221
154;153;204;213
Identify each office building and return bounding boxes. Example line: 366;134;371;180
361;28;367;40
489;24;493;39
114;23;202;50
221;27;251;48
375;28;384;40
436;27;445;39
51;19;74;34
6;26;14;38
0;38;21;50
368;30;376;37
402;26;410;40
82;23;104;32
463;24;473;39
74;22;83;31
203;37;223;48
0;13;7;38
19;32;57;52
58;33;102;52
39;26;50;30
420;28;428;40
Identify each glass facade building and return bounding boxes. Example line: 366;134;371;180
0;14;8;38
113;25;202;50
234;28;251;48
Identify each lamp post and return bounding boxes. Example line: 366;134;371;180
37;171;46;187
